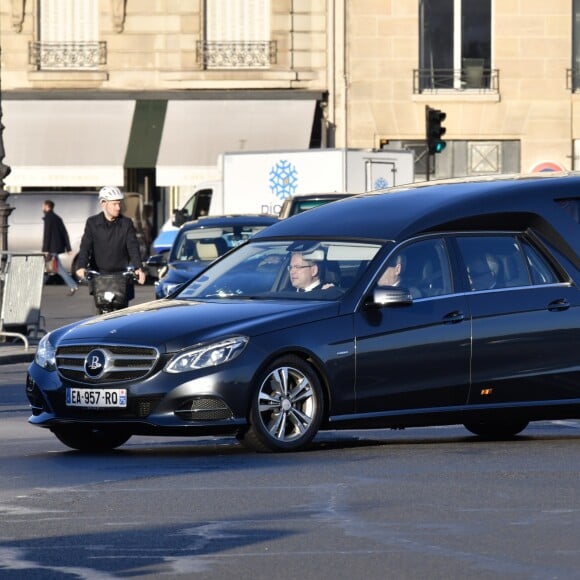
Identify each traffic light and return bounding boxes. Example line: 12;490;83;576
426;106;447;154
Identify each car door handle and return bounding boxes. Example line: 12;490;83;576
443;310;465;324
547;298;570;312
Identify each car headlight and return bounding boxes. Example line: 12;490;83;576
166;336;249;373
35;333;56;370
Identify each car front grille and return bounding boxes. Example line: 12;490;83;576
56;344;160;385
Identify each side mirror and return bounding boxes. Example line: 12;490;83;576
367;286;413;308
146;253;167;267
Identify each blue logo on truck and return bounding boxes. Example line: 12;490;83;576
374;176;389;190
269;160;298;200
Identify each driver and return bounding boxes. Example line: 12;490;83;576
288;250;335;293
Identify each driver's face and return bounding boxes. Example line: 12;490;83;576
289;254;317;290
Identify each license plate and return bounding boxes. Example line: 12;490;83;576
66;388;127;408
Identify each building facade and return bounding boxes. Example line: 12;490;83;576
1;0;329;222
1;0;580;221
342;0;579;179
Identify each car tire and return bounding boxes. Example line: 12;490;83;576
241;355;324;453
463;419;529;439
51;425;131;452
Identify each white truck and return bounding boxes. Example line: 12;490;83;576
152;148;414;254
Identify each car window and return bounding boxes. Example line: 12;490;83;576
520;239;560;285
172;224;272;262
177;240;381;300
377;238;453;298
458;235;520;291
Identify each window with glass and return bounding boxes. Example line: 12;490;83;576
32;0;103;70
456;235;561;291
377;238;453;298
418;0;492;91
178;240;381;299
200;0;274;69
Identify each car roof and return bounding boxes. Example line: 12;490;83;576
283;193;354;201
254;172;580;265
180;214;279;231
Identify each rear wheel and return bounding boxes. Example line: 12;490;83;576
51;425;131;452
241;355;324;453
463;419;529;439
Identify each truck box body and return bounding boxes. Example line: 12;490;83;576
219;148;414;215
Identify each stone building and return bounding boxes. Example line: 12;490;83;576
1;0;579;225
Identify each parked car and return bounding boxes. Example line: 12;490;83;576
278;193;354;219
148;214;279;298
26;173;580;453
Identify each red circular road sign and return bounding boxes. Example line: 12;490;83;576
530;161;566;173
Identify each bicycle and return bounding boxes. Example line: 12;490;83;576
85;268;138;314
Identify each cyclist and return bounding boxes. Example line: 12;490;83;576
75;186;146;308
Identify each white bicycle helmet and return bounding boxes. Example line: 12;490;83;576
98;186;124;202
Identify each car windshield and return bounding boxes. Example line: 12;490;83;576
171;224;272;262
175;240;382;300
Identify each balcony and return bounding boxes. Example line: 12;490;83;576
29;41;107;70
413;63;499;94
196;41;277;69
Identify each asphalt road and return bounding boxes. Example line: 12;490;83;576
2;363;580;579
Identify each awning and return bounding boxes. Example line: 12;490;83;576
156;100;316;186
3;100;135;187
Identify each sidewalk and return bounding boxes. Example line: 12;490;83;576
0;282;156;365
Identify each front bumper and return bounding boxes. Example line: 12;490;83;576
26;355;253;435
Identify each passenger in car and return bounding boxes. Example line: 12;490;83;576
288;251;336;293
377;253;422;298
467;255;498;291
378;254;404;287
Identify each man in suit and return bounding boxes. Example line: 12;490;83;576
42;199;79;296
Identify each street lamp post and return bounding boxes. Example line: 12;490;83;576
0;44;12;255
0;44;14;341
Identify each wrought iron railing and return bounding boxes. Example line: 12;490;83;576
413;67;499;93
29;41;106;70
196;41;277;69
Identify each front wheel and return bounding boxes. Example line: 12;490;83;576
463;419;529;439
51;425;131;452
241;355;324;453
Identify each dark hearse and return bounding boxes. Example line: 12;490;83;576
26;173;580;452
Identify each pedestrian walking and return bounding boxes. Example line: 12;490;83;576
75;186;146;310
42;199;79;296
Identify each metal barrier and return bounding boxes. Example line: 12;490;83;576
0;252;46;350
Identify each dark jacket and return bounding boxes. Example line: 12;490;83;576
77;212;143;274
42;210;72;255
